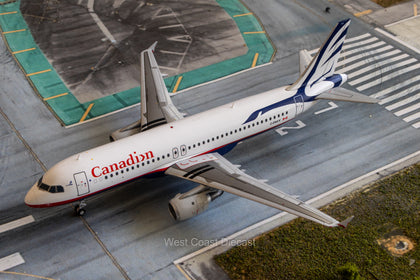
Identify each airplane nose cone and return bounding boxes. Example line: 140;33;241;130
25;184;40;207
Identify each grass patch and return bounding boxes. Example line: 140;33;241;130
215;164;420;280
371;0;411;8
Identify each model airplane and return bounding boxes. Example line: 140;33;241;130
25;19;376;227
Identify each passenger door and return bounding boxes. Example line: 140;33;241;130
74;172;90;196
294;95;304;115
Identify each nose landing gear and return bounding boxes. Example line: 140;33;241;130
74;200;87;216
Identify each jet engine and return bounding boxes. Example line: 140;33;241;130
168;185;223;221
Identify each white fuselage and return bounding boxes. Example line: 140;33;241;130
25;86;317;207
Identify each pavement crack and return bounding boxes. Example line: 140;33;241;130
0;106;47;172
79;216;131;280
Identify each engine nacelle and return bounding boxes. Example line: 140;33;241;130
168;186;223;221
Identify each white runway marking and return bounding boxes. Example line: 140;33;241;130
370;75;420;99
0;253;25;271
403;111;420;122
338;49;401;73
343;32;371;43
314;102;338;115
0;215;35;234
378;83;420;105
412;121;420;128
337;45;393;67
349;58;417;86
347;54;411;80
275;120;306;136
386;92;420;111
395;103;420;116
356;63;420;91
341;41;386;57
312;33;420;128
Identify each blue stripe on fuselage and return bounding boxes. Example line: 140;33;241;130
242;97;295;124
242;93;316;125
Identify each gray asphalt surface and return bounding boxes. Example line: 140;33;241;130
1;0;419;279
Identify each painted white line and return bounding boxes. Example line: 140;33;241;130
349;57;417;85
341;36;378;52
341;41;386;56
370;75;420;99
412;121;420;128
385;92;420;111
337;49;401;73
0;253;25;271
347;54;410;79
309;34;374;55
375;27;420;55
384;15;420;28
309;33;373;55
159;24;183;30
275;120;306;136
88;0;117;44
0;215;35;234
395;103;420;116
343;32;371;43
174;150;420;266
314;102;338;115
356;63;420;91
159;50;186;56
337;45;393;67
379;83;420;105
158;65;178;71
403;111;420;122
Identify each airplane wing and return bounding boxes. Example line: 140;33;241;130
140;43;184;131
165;153;350;227
110;43;184;140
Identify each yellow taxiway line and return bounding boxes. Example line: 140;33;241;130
3;28;26;34
243;31;266;34
0;270;56;280
173;76;183;93
43;92;68;101
26;69;51;77
79;103;94;123
12;47;36;54
354;9;372;17
0;11;17;16
251;53;259;68
233;12;253;17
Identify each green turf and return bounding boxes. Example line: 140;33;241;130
215;164;420;280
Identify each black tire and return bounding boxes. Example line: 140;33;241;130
77;208;86;216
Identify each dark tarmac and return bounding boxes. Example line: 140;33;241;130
21;0;247;103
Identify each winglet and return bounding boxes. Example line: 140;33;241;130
149;41;158;52
338;216;354;228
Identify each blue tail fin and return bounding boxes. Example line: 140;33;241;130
287;19;351;92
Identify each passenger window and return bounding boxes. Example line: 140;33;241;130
180;145;187;156
172;147;179;158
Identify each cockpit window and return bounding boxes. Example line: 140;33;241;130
37;177;64;193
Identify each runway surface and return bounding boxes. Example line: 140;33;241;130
1;0;419;279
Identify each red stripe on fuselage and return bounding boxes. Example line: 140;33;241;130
27;118;292;208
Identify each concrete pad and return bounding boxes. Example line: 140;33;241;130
368;1;416;26
386;16;420;52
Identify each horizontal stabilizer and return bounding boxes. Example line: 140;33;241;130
299;49;312;74
316;87;378;103
338;216;354;228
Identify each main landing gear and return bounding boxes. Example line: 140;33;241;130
74;200;87;216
